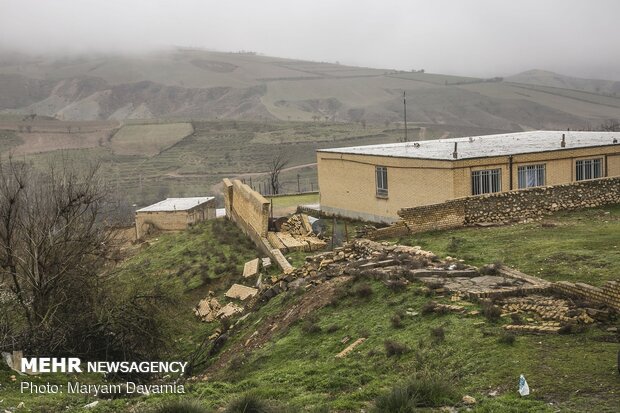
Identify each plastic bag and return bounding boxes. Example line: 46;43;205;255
518;374;530;396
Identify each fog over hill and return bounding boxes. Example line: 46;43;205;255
0;49;619;131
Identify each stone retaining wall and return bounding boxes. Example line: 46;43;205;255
370;176;620;237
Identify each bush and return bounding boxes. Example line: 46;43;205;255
372;372;458;411
225;393;272;413
154;400;210;413
326;324;340;333
510;313;524;325
384;339;408;357
482;302;502;322
386;279;407;292
301;315;322;334
479;261;503;275
421;301;437;315
353;283;373;299
390;314;403;329
430;327;445;343
497;332;517;345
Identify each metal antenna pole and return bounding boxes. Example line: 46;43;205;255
403;91;408;142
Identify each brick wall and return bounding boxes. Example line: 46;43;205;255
369;176;620;237
554;280;620;312
398;200;466;233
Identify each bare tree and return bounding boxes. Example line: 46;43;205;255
600;119;620;132
0;157;180;359
0;157;113;352
268;153;289;195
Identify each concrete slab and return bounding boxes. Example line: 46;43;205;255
243;258;260;278
225;284;258;301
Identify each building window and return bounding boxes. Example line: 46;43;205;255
518;164;546;189
376;166;388;197
575;158;602;181
472;169;501;195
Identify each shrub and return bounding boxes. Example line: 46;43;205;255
224;393;272;413
482;302;502;322
353;283;373;299
390;314;403;329
497;332;517;345
386;279;407;292
326;324;340;334
301;316;322;334
446;236;464;253
384;339;408;357
430;327;445;343
510;313;524;325
372;372;458;411
479;261;503;276
421;301;437;315
154;400;210;413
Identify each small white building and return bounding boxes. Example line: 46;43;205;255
135;197;216;239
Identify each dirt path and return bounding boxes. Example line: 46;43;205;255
166;162;317;180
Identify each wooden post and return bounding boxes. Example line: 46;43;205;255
344;221;349;243
297;174;301;193
331;217;336;250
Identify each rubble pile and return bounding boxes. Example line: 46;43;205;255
270;214;326;252
251;239;441;304
194;293;221;322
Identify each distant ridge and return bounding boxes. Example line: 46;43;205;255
0;49;618;129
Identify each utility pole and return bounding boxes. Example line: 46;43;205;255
403;91;408;142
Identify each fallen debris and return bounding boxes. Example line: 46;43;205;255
225;284;258;301
217;303;243;318
194;294;221;322
336;338;366;358
243;258;260;278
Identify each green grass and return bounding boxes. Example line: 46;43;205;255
109;123;194;156
190;279;619;412
2;209;619;412
395;205;620;286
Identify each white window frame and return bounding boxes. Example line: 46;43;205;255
472;169;501;195
518;164;546;189
376;166;388;198
575;158;602;181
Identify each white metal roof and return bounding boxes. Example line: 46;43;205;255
136;197;214;212
318;131;620;161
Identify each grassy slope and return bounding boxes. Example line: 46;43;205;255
1;208;619;412
395;205;620;286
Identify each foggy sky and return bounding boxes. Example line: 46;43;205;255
1;0;619;80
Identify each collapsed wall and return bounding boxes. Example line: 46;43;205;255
223;178;272;255
369;176;620;237
223;178;295;273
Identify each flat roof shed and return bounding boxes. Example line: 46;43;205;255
136;197;215;212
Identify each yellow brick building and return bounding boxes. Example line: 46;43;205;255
135;197;216;239
317;131;620;223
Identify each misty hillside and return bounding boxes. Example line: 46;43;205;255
506;69;620;96
1;49;619;129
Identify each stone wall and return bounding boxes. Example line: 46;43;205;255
369;176;620;237
462;176;620;225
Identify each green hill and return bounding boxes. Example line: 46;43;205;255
2;206;618;412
